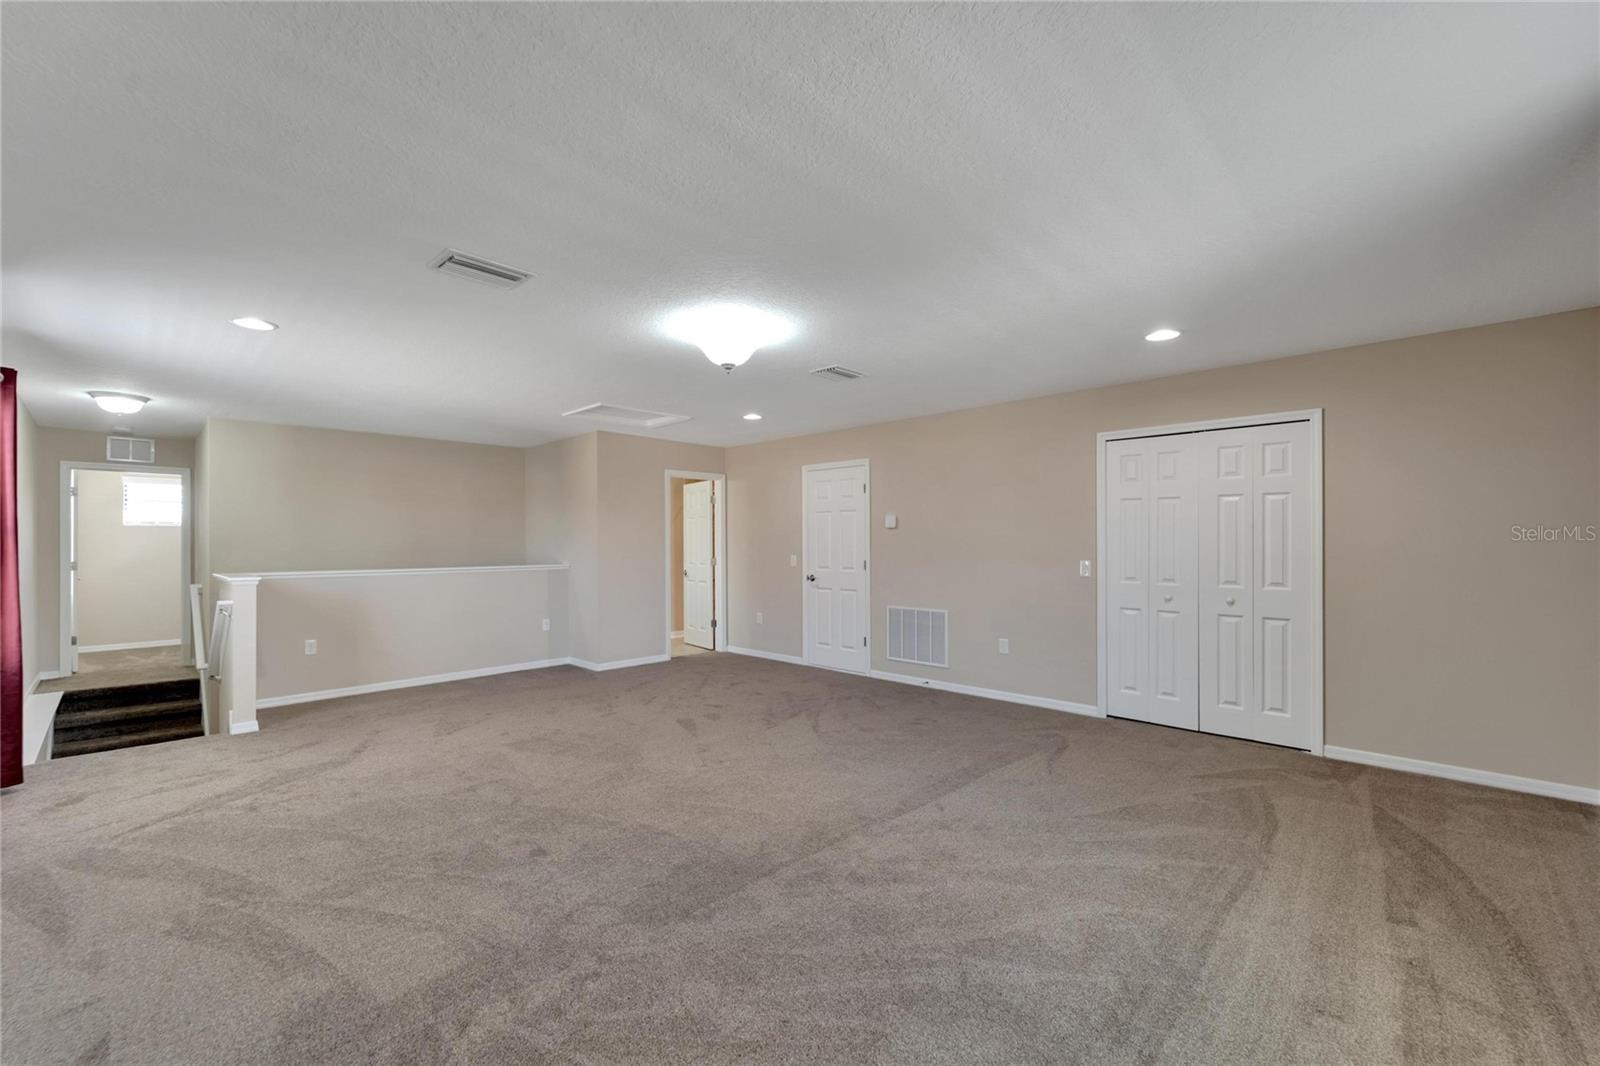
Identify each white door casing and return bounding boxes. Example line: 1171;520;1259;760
682;479;715;650
1097;411;1323;754
68;468;80;674
802;460;870;674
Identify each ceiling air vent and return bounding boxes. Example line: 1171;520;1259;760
562;403;690;429
811;365;866;381
429;249;530;290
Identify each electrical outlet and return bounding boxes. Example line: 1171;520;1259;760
1079;560;1092;577
998;637;1010;655
304;639;317;655
789;554;797;567
542;618;551;632
756;611;764;625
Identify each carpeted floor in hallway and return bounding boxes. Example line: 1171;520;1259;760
2;654;1596;1064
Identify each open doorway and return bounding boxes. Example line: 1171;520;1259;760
665;470;727;658
51;462;193;692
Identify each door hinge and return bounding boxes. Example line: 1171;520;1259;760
863;559;867;571
69;561;79;572
69;487;78;497
862;637;867;647
711;619;718;628
71;636;79;646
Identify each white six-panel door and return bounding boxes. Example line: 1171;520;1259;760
682;479;715;650
803;461;870;673
1103;418;1318;751
1197;422;1315;748
1104;437;1198;729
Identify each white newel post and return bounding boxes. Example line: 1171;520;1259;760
216;575;260;735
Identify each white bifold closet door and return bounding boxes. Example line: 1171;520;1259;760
1106;421;1316;750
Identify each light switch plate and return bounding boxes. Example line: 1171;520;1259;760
998;638;1010;654
757;611;764;625
884;512;898;529
789;554;797;567
1079;560;1092;577
304;639;317;655
542;618;551;632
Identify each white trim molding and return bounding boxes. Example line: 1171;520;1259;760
256;658;573;709
60;460;195;678
663;469;728;659
571;654;671;672
213;564;569;582
726;645;806;666
871;669;1101;718
227;721;261;736
1325;746;1599;806
79;638;182;654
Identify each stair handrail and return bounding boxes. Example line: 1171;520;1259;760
208;601;233;682
190;584;211;734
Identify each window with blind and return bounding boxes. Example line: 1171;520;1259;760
122;475;183;526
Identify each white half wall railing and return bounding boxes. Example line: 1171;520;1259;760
210;564;571;734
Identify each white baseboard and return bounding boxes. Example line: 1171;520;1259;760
78;639;182;653
726;645;806;666
1324;746;1599;806
570;654;671;672
256;658;572;709
670;630;684;640
28;671;65;696
870;669;1103;718
228;721;260;736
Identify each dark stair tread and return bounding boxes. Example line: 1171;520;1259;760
52;723;205;759
58;677;200;711
54;698;203;729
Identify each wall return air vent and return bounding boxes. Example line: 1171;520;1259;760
562;403;691;429
106;436;156;463
429;249;531;290
887;606;949;668
810;365;866;381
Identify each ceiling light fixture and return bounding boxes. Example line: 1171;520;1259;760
661;302;797;371
88;391;150;415
743;412;763;421
231;316;278;331
1145;328;1182;342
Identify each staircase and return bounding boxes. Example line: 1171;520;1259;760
51;678;205;759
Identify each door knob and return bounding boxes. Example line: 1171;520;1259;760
1225;596;1236;606
683;568;688;577
1163;594;1173;603
806;574;816;582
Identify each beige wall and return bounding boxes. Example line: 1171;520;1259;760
202;419;526;580
525;433;599;661
726;309;1600;791
17;401;39;690
28;427;196;678
73;470;182;648
254;568;567;701
595;432;723;663
525;432;724;664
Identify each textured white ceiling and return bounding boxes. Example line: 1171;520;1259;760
4;3;1596;447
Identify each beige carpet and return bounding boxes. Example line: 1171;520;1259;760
3;655;1596;1064
36;645;191;694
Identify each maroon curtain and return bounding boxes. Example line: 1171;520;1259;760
1;367;21;788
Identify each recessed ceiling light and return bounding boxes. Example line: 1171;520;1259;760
231;316;278;331
87;391;150;414
743;412;763;421
661;302;797;371
1145;328;1182;342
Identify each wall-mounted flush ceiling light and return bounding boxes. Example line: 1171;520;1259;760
661;302;797;371
231;316;278;331
1145;328;1182;342
743;412;763;421
87;391;150;414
